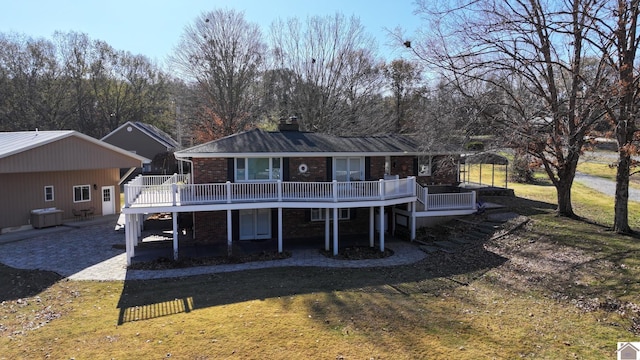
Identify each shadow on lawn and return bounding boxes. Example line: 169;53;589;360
0;264;63;301
115;196;555;325
482;195;557;216
116;242;508;325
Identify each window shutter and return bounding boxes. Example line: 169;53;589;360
326;157;333;181
283;158;290;181
365;157;371;180
413;157;419;176
227;158;234;182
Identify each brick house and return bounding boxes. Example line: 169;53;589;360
121;119;476;265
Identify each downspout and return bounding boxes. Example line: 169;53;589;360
176;157;195;239
177;157;194;184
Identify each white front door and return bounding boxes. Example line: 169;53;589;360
239;209;271;240
101;186;115;215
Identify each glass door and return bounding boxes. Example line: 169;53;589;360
239;209;271;240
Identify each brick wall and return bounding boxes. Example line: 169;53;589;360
390;156;415;179
193;158;228;183
281;208;372;239
189;155;458;184
193;211;228;244
186;154;457;245
288;157;327;182
191;207;373;244
369;156;386;180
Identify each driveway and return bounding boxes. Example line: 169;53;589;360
575;172;640;202
576;150;640;202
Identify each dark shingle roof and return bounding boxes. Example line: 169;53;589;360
133;122;179;149
175;129;457;158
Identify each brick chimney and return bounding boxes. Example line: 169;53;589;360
278;116;300;132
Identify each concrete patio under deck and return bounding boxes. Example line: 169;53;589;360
0;215;427;281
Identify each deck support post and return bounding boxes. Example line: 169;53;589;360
391;207;396;236
277;207;283;253
172;212;178;261
227;209;232;256
125;213;134;266
379;205;385;252
137;214;143;244
410;202;416;241
333;207;339;256
325;208;330;251
369;207;374;247
130;215;137;247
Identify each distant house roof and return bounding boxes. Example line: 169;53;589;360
0;130;149;173
102;121;179;150
175;129;461;158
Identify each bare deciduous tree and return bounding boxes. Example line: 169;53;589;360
592;0;640;233
171;9;266;140
383;59;423;133
411;0;609;217
270;13;386;135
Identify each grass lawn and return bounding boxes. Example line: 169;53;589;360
2;164;640;358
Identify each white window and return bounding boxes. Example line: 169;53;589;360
310;208;350;221
418;156;432;176
73;185;91;202
44;185;54;202
334;157;363;181
235;157;281;181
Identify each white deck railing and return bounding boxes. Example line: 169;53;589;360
124;175;417;208
416;183;477;211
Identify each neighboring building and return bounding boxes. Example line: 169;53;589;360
0;130;148;233
101;121;179;174
121;119;477;265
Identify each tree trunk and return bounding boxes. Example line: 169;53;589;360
614;151;632;233
555;156;579;218
555;177;575;217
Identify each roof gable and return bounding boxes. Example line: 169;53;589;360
102;121;179;150
0;130;148;173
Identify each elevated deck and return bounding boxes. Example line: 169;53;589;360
123;175;419;213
